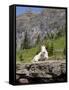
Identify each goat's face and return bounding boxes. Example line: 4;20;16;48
40;51;48;59
40;52;45;57
41;51;48;56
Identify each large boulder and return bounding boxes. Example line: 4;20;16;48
16;60;66;84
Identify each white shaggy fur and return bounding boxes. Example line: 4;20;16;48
32;45;48;62
41;45;48;59
32;52;42;62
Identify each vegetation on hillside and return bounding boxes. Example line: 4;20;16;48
16;33;66;63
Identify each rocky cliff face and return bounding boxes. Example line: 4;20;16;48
16;60;66;84
16;8;66;50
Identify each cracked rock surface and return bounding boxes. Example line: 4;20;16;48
16;60;67;84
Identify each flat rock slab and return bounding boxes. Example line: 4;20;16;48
16;60;67;84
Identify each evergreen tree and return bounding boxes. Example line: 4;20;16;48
45;40;49;51
36;34;41;45
21;31;30;49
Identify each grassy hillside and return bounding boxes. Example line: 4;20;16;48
44;36;66;50
16;36;66;63
16;45;40;63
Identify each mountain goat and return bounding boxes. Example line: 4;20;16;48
32;45;48;62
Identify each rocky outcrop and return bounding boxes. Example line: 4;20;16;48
16;60;67;84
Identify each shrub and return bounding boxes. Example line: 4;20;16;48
19;54;23;62
36;34;41;45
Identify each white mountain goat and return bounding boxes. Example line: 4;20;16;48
32;45;48;62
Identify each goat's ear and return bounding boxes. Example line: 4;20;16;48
46;47;48;50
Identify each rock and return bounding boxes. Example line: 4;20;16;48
17;69;29;77
60;63;66;74
16;75;20;80
19;78;29;84
16;60;66;84
52;65;61;76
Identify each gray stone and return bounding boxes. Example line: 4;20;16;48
16;60;66;83
19;78;29;84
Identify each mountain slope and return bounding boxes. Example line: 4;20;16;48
16;8;66;50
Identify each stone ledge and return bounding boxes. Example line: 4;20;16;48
16;60;66;84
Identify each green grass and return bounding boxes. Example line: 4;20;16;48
43;36;66;49
16;45;40;63
16;36;66;63
53;36;66;49
44;36;66;60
